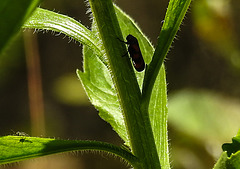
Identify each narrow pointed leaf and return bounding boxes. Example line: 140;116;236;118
0;136;137;165
148;66;169;169
142;0;192;107
23;8;103;59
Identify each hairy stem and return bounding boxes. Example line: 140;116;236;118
88;0;161;168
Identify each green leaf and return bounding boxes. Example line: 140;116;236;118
222;130;240;157
142;0;192;108
213;130;240;169
77;16;129;145
149;66;169;169
225;151;240;168
141;0;191;167
214;146;240;169
213;152;228;169
23;8;103;61
77;46;129;146
0;0;41;54
0;136;138;165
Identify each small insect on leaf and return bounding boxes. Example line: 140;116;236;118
19;138;32;143
119;34;145;72
12;131;32;143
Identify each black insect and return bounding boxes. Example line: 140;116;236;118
19;138;32;143
19;138;26;143
13;131;32;143
119;34;145;72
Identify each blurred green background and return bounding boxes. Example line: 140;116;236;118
1;0;240;168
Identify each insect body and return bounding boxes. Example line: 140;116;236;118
120;34;145;72
19;138;32;143
13;131;32;143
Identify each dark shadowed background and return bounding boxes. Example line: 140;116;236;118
1;0;240;168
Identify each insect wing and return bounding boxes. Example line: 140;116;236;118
128;44;145;72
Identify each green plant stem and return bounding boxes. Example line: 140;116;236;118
88;0;160;168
